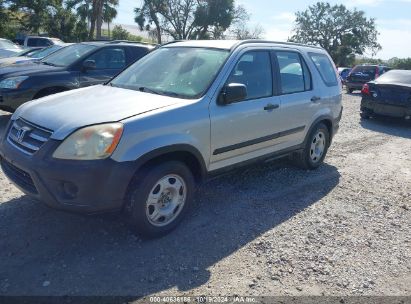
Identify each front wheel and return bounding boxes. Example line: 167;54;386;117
124;161;195;238
360;112;370;119
295;123;330;170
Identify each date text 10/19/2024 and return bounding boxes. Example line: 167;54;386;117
149;296;257;303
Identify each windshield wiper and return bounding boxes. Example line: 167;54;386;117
42;61;57;67
138;86;163;95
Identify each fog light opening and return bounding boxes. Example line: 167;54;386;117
63;182;78;199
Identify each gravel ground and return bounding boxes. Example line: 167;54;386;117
0;93;410;298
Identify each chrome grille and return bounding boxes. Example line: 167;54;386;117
7;118;53;155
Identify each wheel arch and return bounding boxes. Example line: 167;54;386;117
130;144;208;184
304;115;334;146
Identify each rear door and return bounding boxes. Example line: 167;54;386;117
274;50;318;147
79;46;127;87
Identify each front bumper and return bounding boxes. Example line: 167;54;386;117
361;99;411;118
0;121;136;213
0;88;35;112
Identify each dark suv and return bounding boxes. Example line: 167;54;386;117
345;64;391;93
0;41;154;112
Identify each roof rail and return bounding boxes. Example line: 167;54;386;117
231;39;324;50
108;40;157;46
155;40;186;49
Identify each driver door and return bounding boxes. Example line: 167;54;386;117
209;49;283;171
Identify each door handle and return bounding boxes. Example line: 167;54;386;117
264;103;279;111
311;96;321;103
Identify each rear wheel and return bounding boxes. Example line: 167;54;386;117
295;123;330;170
124;161;195;238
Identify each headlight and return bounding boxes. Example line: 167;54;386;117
0;76;29;89
53;123;123;160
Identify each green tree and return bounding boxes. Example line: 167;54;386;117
9;0;62;34
134;0;239;42
44;6;80;42
111;24;129;40
289;2;381;66
134;0;164;43
0;0;11;37
66;0;92;24
103;0;118;37
387;57;411;70
67;0;118;39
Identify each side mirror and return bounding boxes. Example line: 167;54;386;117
82;60;96;71
217;83;247;105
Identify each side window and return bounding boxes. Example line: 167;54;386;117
86;48;126;69
226;51;272;100
309;52;338;86
276;51;311;94
128;47;150;62
37;38;52;47
27;38;37;47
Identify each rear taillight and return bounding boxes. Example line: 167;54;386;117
361;83;370;95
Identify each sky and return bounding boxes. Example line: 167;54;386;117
114;0;411;60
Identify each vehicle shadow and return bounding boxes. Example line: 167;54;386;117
360;116;411;139
346;92;361;96
0;160;340;297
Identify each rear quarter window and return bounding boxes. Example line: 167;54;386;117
309;52;338;87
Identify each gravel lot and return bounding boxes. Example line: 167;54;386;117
0;93;410;298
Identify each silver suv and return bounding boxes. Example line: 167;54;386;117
0;40;342;238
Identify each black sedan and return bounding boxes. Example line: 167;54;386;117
360;70;411;120
0;41;154;112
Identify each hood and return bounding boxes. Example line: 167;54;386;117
0;56;35;68
0;62;63;79
14;85;188;140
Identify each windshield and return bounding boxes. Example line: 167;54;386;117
41;44;96;67
30;45;62;59
110;47;230;99
0;40;20;49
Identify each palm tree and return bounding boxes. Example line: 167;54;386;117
103;0;118;38
67;0;118;40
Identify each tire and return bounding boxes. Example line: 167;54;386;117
123;161;195;238
295;123;330;170
360;112;370;119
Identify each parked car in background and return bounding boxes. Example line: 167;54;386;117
346;64;391;93
360;69;411;120
0;41;154;112
13;36;64;48
0;40;342;237
338;67;351;85
0;44;70;68
0;38;23;58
